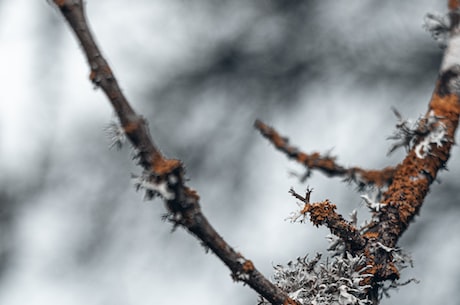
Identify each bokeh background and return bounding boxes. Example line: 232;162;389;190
1;1;459;304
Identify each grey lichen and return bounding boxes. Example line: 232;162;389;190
259;253;372;305
387;109;447;157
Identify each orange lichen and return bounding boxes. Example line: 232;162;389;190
304;152;337;172
123;121;139;133
377;86;460;247
299;204;310;215
256;119;396;188
361;264;378;285
296;152;309;163
364;261;399;282
290;188;365;249
430;92;460;117
308;200;336;227
255;120;297;154
54;0;65;7
358;167;395;187
361;262;400;285
152;158;181;175
364;260;399;283
449;0;460;10
384;262;400;281
185;187;200;201
362;231;379;240
283;298;300;305
242;260;255;273
254;120;284;148
89;70;96;81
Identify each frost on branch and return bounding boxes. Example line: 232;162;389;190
259;253;372;305
423;12;450;49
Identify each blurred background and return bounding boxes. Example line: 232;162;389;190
1;1;459;304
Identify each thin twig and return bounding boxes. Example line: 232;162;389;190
289;188;366;251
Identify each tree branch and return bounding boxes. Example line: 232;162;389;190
363;5;460;286
51;1;297;304
289;188;366;252
255;119;396;189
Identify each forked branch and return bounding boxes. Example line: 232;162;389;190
288;188;366;252
255;119;396;189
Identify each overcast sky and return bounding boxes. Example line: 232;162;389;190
1;1;459;305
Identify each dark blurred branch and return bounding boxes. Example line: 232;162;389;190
51;1;297;304
255;119;396;188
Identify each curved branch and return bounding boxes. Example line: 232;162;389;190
51;1;296;304
255;119;395;188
